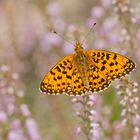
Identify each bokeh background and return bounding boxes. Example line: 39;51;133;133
0;0;140;140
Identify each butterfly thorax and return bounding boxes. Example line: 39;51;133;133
74;42;89;87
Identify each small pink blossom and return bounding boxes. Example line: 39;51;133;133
0;65;10;72
63;42;75;55
11;119;21;130
8;130;26;140
25;118;41;140
41;33;61;53
76;111;80;116
107;31;119;44
90;122;100;139
7;103;15;115
12;73;19;80
47;2;61;16
71;98;77;103
89;95;97;103
90;110;97;116
91;6;104;18
20;104;31;117
76;127;81;135
7;87;14;94
52;18;66;32
133;127;140;140
0;111;7;123
94;39;106;49
101;0;111;8
133;115;140;125
102;17;117;31
17;91;25;98
91;122;99;129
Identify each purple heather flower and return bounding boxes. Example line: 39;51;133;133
52;18;66;32
102;17;118;32
91;6;104;18
133;127;140;140
7;86;14;94
17;90;25;98
8;130;26;140
75;127;81;135
90;122;100;139
40;32;61;53
135;115;140;124
91;122;99;129
0;65;10;72
0;64;42;139
18;25;37;54
63;42;75;55
11;119;21;130
11;73;19;80
101;0;111;8
25;118;41;140
0;111;7;123
107;31;120;44
94;39;106;49
47;2;62;16
20;104;31;117
89;95;97;103
7;103;15;115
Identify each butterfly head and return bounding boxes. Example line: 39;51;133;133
75;42;84;53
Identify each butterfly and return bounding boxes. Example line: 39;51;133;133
40;42;135;96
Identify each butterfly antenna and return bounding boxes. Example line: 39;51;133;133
81;22;96;45
53;31;74;46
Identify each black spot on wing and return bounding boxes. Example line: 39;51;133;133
50;70;55;75
101;66;105;71
55;66;61;72
66;75;72;79
106;53;111;60
109;62;114;66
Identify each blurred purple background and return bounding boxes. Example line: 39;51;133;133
0;0;140;140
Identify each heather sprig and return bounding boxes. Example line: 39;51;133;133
73;94;100;140
0;64;41;140
117;78;140;140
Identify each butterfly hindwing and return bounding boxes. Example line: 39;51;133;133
87;65;111;93
70;70;87;96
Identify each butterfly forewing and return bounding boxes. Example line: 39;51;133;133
40;55;74;95
86;50;135;80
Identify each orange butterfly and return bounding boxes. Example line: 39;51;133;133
40;42;135;96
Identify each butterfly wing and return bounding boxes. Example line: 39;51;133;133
87;66;112;93
40;54;88;95
86;50;135;80
40;55;74;95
